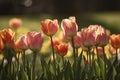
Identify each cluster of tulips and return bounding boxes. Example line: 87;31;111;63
0;17;120;80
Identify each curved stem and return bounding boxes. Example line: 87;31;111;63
50;36;56;76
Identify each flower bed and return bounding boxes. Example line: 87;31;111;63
0;17;120;80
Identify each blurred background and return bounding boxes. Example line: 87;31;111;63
0;0;120;34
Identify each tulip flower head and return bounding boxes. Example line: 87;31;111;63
0;34;4;51
61;16;78;39
15;35;28;50
109;45;116;55
73;32;82;48
9;18;22;29
40;19;59;36
95;26;108;46
110;34;120;49
1;28;15;48
27;32;44;50
50;38;61;50
81;25;108;47
81;27;96;47
56;43;68;56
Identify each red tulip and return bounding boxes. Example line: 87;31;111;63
40;19;59;36
1;28;15;47
27;32;44;50
15;35;28;50
61;16;78;38
110;34;120;49
9;18;22;29
50;38;61;50
56;43;68;56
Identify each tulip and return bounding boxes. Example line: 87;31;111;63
73;32;82;48
96;26;108;46
50;38;61;50
0;34;4;51
61;16;78;38
109;45;116;55
27;32;44;50
1;28;15;48
110;34;120;49
81;27;96;47
15;35;28;50
110;34;120;62
56;43;68;56
9;18;22;29
40;19;59;36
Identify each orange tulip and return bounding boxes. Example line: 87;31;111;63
61;16;78;38
40;19;59;36
27;32;44;50
0;34;4;51
9;18;22;29
56;43;68;56
110;34;120;49
109;45;116;55
1;28;15;48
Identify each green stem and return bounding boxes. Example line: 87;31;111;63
32;51;37;80
102;46;106;80
71;37;76;80
62;56;65;67
88;47;91;66
22;49;26;71
50;36;56;76
40;54;44;72
116;48;118;63
96;46;99;60
76;48;78;58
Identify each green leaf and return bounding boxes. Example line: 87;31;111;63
98;57;105;80
107;66;117;80
18;67;28;80
94;61;100;77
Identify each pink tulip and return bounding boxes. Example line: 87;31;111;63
27;32;44;50
40;19;59;36
95;25;108;46
15;35;28;50
61;16;78;38
1;28;15;47
81;25;108;47
81;27;96;47
9;18;22;29
73;32;82;48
